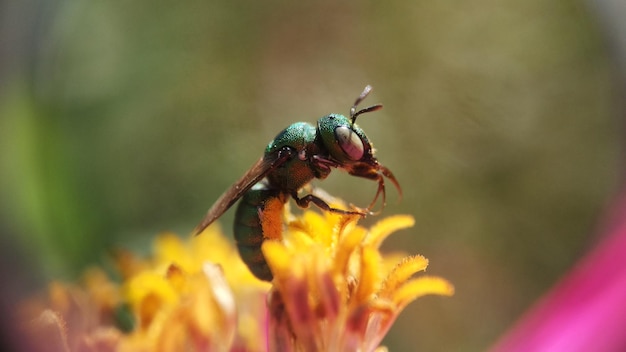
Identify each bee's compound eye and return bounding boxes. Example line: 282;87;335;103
334;126;364;160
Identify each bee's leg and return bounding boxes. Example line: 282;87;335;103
291;191;367;216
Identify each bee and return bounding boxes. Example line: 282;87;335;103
194;86;401;281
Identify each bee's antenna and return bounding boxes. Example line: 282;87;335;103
350;85;383;125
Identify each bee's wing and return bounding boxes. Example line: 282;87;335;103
193;151;290;235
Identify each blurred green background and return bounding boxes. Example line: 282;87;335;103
1;0;622;351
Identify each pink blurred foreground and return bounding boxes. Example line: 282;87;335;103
492;190;626;352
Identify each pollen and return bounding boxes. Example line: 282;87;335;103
260;197;286;241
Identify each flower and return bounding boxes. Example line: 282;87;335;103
491;192;626;352
263;207;454;351
18;206;453;351
116;226;270;352
18;224;270;352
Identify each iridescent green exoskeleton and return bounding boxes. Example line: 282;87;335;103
194;85;401;281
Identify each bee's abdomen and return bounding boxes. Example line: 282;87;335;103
234;182;287;281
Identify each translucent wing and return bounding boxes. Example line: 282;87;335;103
193;151;291;235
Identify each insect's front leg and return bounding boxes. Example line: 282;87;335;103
291;191;367;216
345;162;402;214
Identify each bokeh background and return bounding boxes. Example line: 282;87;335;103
1;1;623;351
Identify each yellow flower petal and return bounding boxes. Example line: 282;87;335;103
333;226;366;277
355;247;383;304
364;215;415;249
123;271;179;329
379;255;429;298
153;233;193;271
392;276;455;309
262;240;296;281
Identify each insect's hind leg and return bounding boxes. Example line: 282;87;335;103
291;190;367;216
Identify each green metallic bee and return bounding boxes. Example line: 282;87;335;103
194;85;401;281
